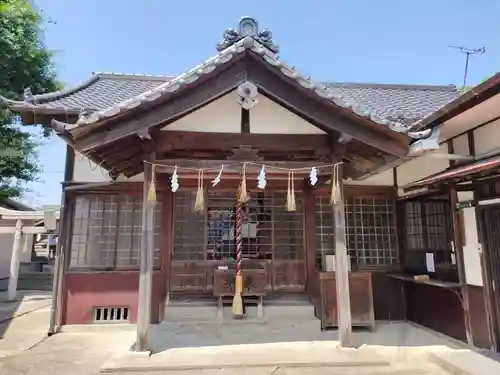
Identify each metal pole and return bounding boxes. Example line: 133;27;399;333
463;53;470;88
334;166;353;347
136;160;155;352
8;219;23;301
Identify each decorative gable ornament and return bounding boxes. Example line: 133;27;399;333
237;81;258;109
216;16;279;54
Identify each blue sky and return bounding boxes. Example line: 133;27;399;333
23;0;500;207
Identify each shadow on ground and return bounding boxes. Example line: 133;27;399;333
147;321;463;354
0;290;52;341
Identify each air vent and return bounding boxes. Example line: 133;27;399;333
93;307;129;323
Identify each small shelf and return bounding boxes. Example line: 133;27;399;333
387;274;462;289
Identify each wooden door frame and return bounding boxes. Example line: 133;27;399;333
169;188;307;293
476;204;500;351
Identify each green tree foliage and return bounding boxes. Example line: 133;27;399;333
0;0;59;199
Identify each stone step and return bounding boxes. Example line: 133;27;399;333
100;366;446;375
163;301;316;322
100;342;393;373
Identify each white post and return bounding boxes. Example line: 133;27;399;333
8;219;23;301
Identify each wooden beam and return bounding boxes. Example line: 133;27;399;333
74;58;248;152
334;165;354;347
48;190;70;335
155;131;332;153
449;185;474;347
241;108;250;133
136;148;155;352
302;180;317;291
0;226;49;234
154;159;337;174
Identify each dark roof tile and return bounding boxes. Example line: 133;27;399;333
32;73;170;111
22;74;460;124
325;83;460;123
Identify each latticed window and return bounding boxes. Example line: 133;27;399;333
403;200;451;251
400;198;453;271
172;190;303;261
69;193;163;268
315;196;398;268
315;196;335;269
352;198;397;266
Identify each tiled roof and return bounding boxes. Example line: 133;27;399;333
26;75;459;124
26;73;170;111
2;39;460;134
325;83;460;124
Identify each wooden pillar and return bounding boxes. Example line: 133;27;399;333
49;190;73;334
334;166;353;347
302;180;317;291
449;185;473;346
136;153;156;352
160;188;174;315
8;219;23;301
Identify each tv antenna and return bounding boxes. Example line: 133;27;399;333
448;46;486;87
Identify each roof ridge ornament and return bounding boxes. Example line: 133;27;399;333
24;87;34;102
217;17;279;54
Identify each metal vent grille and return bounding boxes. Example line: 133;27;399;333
93;307;129;323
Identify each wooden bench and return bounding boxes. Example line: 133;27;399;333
213;261;267;319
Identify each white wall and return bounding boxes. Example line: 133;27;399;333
346;169;394;186
74;151;112;183
396;143;450;187
453;133;469;155
458;191;483;286
474;117;500;155
250;95;326;134
164;91;241;133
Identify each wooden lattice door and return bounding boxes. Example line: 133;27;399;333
170;190;305;292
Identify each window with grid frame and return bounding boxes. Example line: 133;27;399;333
172;190;303;261
69;193;163;269
403;199;451;251
315;196;398;267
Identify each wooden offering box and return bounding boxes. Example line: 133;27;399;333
213;260;267;297
315;271;375;330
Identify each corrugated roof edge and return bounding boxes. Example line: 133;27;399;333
71;36;425;137
91;72;174;81
26;74;100;104
325;82;458;92
28;73;173;104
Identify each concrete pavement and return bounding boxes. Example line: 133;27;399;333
0;290;135;375
0;290;52;358
1;292;500;375
0;331;135;375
